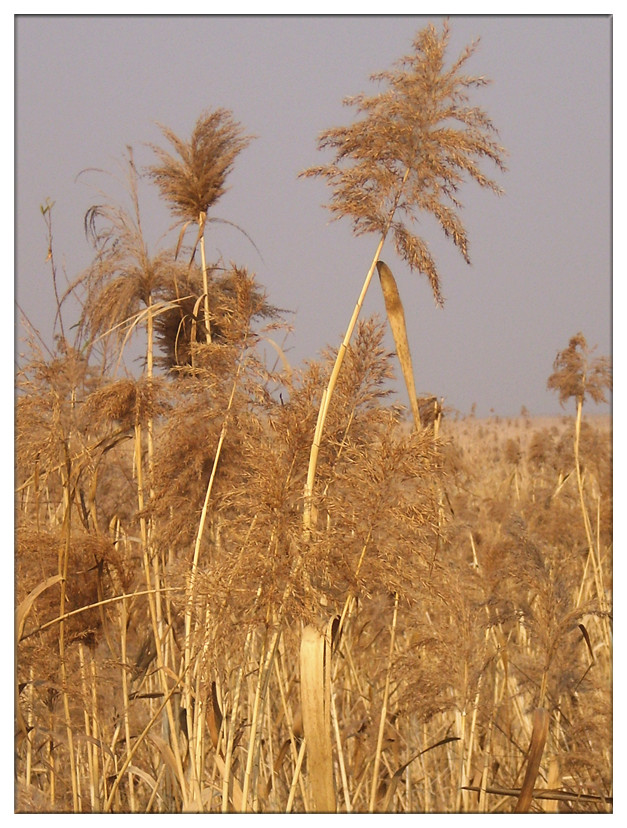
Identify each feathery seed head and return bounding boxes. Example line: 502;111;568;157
147;109;255;222
301;22;507;306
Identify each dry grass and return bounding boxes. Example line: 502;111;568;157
15;327;613;813
15;22;611;814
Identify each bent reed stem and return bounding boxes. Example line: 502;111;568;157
303;168;410;533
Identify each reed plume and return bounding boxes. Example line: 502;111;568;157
301;22;507;530
147;110;254;343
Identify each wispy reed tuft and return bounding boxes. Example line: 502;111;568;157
301;21;507;305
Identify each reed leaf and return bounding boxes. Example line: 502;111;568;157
514;707;550;813
16;574;64;641
376;260;421;430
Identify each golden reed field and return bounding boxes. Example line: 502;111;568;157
16;23;611;813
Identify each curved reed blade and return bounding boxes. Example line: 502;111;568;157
376;261;421;430
514;707;550;813
16;574;64;641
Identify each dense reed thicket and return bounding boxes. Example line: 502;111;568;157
16;23;611;813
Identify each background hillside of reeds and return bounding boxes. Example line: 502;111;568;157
15;23;611;814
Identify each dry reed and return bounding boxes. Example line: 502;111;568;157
15;22;610;815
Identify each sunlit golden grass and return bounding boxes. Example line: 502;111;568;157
15;21;610;814
15;337;612;813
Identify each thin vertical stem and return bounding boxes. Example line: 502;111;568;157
78;644;98;812
286;738;308;813
25;665;34;790
58;448;79;812
241;629;282;812
222;628;254;812
89;656;102;809
199;211;212;343
331;687;351;812
119;597;136;811
135;421;190;808
369;593;399;813
183;358;243;767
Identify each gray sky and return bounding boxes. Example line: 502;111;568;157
15;14;612;417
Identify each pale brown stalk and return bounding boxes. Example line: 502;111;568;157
300;623;336;813
369;593;399;813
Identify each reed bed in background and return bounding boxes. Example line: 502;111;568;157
16;21;611;813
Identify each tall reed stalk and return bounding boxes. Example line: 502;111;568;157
300;21;505;530
547;333;611;628
147;110;254;343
